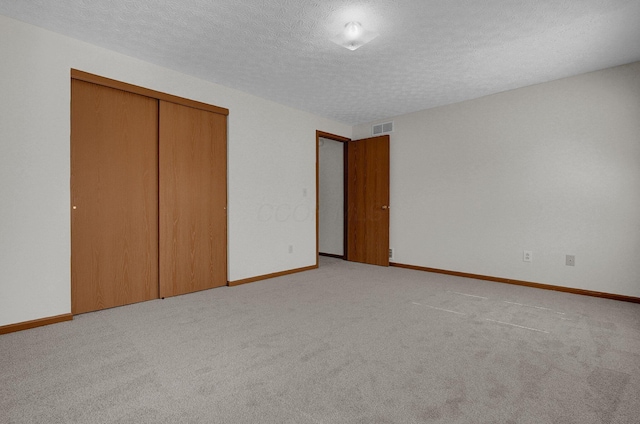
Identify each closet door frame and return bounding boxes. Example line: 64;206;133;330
71;70;229;116
70;69;229;313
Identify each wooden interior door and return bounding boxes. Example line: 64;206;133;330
71;79;159;314
347;135;390;266
159;101;227;297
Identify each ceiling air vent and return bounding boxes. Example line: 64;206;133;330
373;121;393;135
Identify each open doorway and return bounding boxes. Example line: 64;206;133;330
315;131;390;267
316;131;349;263
319;136;345;258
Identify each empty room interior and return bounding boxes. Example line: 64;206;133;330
1;1;639;423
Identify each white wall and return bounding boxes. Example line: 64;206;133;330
354;62;640;298
318;138;344;256
0;15;351;327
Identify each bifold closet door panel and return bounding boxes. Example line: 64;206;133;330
159;101;228;298
71;79;159;314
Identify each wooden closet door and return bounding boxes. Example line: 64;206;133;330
159;101;227;297
71;80;159;314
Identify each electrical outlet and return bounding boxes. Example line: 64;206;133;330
566;255;575;266
389;248;394;260
288;245;293;254
523;250;532;262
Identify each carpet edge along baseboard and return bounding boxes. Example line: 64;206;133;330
390;262;640;304
4;262;636;335
228;265;318;287
0;313;73;335
2;265;319;334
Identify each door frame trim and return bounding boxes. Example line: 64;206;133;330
316;131;351;265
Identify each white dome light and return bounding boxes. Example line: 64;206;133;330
331;21;379;51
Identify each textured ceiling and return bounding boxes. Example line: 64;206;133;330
1;0;640;125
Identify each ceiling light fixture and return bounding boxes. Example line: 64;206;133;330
332;21;378;51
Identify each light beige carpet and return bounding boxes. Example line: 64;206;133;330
2;257;639;423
